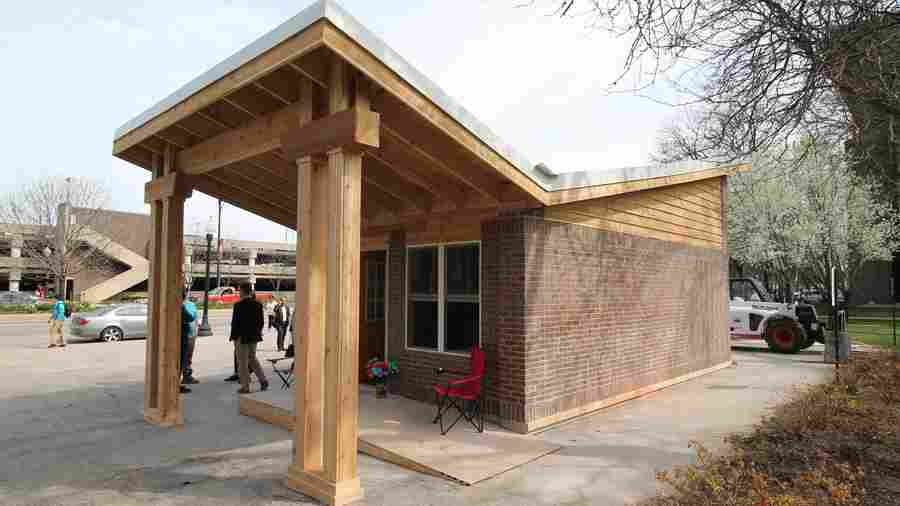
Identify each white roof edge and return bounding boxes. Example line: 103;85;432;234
113;0;738;192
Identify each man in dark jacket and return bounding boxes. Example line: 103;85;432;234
274;298;291;352
230;282;268;394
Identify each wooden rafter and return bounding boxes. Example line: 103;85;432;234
191;174;295;228
286;56;327;89
176;101;308;175
112;21;325;155
252;81;292;105
322;23;548;205
362;155;431;212
222;95;260;120
362;179;404;215
224;162;297;201
381;124;498;203
376;132;469;207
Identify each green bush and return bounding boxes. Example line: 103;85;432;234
0;302;96;314
0;304;40;314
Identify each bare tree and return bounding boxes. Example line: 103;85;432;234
534;1;900;195
0;177;116;300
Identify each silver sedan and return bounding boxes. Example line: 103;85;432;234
69;304;148;342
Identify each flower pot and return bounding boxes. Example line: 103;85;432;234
375;383;387;398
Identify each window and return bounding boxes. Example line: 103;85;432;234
117;305;147;316
365;259;386;321
406;243;480;353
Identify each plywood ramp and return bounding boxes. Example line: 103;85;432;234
239;387;560;485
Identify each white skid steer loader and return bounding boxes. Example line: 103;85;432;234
729;278;824;353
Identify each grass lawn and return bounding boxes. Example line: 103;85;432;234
848;318;900;349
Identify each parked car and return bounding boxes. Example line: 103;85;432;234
0;291;40;305
205;286;273;304
69;304;148;342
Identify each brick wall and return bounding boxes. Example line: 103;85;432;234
385;210;729;431
520;216;731;427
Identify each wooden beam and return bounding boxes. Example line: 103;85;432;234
222;164;297;203
114;21;325;155
144;172;193;204
286;54;363;506
376;132;469;208
363;180;404;215
176;101;309;175
544;164;751;206
322;24;549;205
290;157;327;478
363;155;431;212
280;108;380;160
144;144;187;428
380;124;498;203
287;58;328;89
190;175;295;228
222;95;260;119
253;81;292;105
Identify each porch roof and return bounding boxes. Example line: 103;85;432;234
112;0;748;228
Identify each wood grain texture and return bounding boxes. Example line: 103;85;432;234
114;22;325;155
322;24;548;205
545;179;725;250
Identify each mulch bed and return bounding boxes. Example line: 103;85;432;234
641;350;900;506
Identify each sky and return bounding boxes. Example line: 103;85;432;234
1;0;679;242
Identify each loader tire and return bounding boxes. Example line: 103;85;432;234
765;320;804;354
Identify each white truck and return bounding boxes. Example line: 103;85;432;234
729;278;824;353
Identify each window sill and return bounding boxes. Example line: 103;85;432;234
405;346;473;358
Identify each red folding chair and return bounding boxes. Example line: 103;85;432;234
432;346;485;435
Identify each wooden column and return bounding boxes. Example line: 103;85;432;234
143;144;191;427
286;59;364;506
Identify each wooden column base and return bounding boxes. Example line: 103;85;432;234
143;407;183;428
285;466;363;506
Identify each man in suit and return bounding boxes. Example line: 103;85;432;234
230;282;269;394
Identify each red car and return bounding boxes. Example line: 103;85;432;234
204;287;272;304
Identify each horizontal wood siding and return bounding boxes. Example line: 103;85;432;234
544;178;724;250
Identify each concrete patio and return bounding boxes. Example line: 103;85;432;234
239;385;560;485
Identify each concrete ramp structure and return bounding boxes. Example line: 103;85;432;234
79;228;150;303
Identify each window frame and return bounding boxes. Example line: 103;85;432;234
404;241;481;356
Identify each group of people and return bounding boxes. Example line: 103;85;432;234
178;283;275;395
222;290;294;393
46;282;290;397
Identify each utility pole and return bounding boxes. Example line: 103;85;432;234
216;199;222;290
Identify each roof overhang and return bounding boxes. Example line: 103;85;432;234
112;0;748;213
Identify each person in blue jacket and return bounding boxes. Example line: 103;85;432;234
48;298;67;348
180;290;197;394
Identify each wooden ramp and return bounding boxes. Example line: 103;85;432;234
239;387;560;485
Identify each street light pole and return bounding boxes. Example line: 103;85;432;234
216;199;222;290
197;233;214;337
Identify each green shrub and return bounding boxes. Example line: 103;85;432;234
0;304;39;314
0;302;96;314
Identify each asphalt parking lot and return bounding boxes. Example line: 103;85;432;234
0;317;833;506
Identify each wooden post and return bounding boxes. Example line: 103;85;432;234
286;59;364;506
143;144;191;427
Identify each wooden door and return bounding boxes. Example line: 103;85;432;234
359;251;387;382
